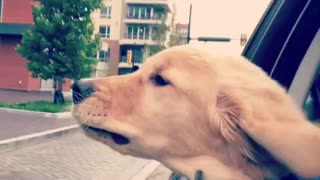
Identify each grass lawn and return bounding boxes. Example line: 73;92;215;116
0;100;72;113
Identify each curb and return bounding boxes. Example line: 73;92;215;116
0;108;71;119
0;125;79;152
130;161;161;180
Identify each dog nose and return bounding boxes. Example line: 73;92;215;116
71;81;95;104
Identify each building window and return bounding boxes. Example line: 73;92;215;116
133;26;138;39
128;6;154;20
108;7;112;19
100;6;112;19
128;26;133;38
146;7;152;19
99;26;110;38
128;7;135;18
128;25;150;40
140;7;146;19
128;6;143;19
99;49;110;62
128;25;138;39
145;26;150;39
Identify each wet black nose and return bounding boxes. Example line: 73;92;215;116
71;81;95;104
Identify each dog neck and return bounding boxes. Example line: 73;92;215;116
161;155;255;180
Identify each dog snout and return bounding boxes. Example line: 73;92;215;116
71;80;95;104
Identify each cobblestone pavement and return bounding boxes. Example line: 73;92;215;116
0;132;150;180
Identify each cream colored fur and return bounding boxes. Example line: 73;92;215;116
72;45;320;179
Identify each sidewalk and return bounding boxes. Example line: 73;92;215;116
0;108;163;180
0;89;171;179
0;89;71;103
0;89;53;103
0;131;151;180
0;109;76;140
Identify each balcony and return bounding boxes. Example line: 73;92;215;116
125;0;170;10
120;33;155;45
119;56;143;68
123;16;162;24
125;7;166;24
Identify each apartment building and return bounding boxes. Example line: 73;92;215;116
0;0;170;91
92;0;171;75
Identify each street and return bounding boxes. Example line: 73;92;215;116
0;132;150;180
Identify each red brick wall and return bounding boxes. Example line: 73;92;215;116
27;71;41;91
63;79;71;91
2;0;37;24
107;40;120;75
0;35;41;91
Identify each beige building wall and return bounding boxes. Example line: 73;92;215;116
92;0;123;40
91;0;172;76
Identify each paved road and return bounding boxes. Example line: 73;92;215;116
0;132;150;180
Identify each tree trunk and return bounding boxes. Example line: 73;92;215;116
54;80;65;105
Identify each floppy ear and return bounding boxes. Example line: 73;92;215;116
231;89;320;178
212;89;301;176
211;89;258;162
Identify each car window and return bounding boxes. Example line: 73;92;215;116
1;0;319;180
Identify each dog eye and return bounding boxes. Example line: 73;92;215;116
151;74;170;86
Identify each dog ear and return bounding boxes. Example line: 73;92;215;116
216;88;320;178
212;88;311;178
211;89;258;162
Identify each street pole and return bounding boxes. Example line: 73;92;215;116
187;4;192;43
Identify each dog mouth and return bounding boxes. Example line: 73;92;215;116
81;125;130;145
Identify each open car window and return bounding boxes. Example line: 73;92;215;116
242;0;320;121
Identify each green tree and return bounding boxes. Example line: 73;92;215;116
168;3;179;47
168;3;188;47
143;8;170;58
17;0;102;104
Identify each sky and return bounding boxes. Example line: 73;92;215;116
171;0;271;55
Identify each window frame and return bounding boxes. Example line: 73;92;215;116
107;6;112;19
128;25;150;40
242;0;320;106
98;49;110;62
242;0;320;121
99;26;110;39
100;6;112;19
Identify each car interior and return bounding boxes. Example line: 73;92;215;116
242;0;320;123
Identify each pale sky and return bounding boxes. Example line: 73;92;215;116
171;0;271;55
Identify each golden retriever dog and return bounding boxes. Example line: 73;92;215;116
72;45;320;180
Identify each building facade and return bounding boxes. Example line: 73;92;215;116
0;0;170;91
92;0;171;75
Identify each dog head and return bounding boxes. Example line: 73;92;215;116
72;45;298;179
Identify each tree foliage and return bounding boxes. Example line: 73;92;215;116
143;7;170;58
17;0;102;104
17;0;102;82
168;3;188;47
168;3;179;47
